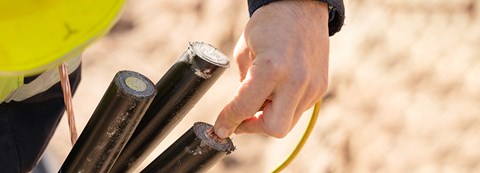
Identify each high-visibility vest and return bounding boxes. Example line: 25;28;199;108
0;0;125;103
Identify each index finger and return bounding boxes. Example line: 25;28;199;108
214;58;278;138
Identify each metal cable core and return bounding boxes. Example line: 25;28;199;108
59;63;78;145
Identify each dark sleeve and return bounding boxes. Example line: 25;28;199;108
247;0;345;36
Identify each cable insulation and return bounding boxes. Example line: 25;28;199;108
272;99;322;173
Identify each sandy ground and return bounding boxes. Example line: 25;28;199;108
45;0;480;172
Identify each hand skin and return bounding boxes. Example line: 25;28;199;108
214;0;330;138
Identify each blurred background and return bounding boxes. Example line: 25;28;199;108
43;0;480;172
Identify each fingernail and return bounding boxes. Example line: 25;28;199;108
215;127;230;139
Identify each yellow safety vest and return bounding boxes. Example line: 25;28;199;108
0;0;125;103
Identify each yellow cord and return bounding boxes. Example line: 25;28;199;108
272;99;322;173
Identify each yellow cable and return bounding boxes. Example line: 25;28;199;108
272;99;322;173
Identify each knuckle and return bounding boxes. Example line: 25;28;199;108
259;57;288;79
310;75;328;97
290;69;309;90
317;78;328;96
226;101;250;121
263;122;290;138
269;61;284;74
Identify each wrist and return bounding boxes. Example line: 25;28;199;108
252;1;329;25
248;0;330;16
248;0;344;36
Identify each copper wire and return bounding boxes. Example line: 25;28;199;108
58;63;78;145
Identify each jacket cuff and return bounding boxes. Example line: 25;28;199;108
247;0;345;36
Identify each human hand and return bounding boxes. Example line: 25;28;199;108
214;1;330;138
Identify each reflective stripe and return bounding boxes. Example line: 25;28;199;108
0;75;23;103
1;55;81;103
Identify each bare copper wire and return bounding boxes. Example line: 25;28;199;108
58;63;78;145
